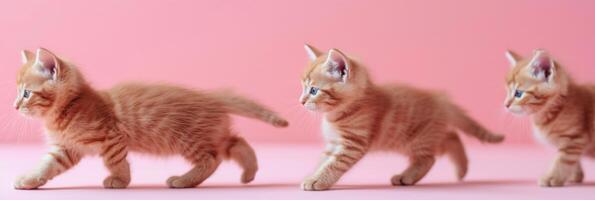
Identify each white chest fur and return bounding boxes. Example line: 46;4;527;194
321;118;344;154
531;125;551;146
321;118;340;141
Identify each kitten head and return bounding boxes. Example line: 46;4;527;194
14;48;83;117
299;44;370;112
503;49;570;115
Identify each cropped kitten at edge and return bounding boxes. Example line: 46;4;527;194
13;48;288;189
299;44;504;191
504;49;595;187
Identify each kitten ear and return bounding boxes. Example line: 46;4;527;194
304;44;321;61
528;49;555;82
34;48;60;81
21;50;34;64
505;50;521;67
323;49;349;82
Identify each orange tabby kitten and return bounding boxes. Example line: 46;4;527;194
504;49;595;187
299;44;504;191
13;48;288;189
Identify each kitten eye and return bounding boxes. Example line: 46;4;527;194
23;90;31;98
514;90;524;98
309;87;319;95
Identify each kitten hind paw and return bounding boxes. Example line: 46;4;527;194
166;176;197;188
391;174;416;186
103;176;130;189
539;175;566;187
241;169;256;184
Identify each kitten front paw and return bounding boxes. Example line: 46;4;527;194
539;175;566;187
14;174;47;190
301;177;332;191
391;174;416;186
103;176;130;189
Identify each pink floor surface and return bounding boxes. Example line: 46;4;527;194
1;144;594;200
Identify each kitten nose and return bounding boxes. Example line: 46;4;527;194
14;104;20;110
299;98;307;105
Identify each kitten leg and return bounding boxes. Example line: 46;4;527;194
391;154;436;186
302;137;367;191
570;162;584;183
15;145;82;189
101;135;131;189
443;134;468;180
226;136;258;184
540;137;587;187
299;141;338;191
318;140;339;165
167;152;222;188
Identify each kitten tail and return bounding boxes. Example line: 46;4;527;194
212;90;289;128
449;105;505;143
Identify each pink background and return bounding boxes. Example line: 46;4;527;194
1;1;595;199
1;0;595;145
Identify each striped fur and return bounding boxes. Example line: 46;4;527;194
299;45;504;191
505;49;595;187
13;48;288;189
